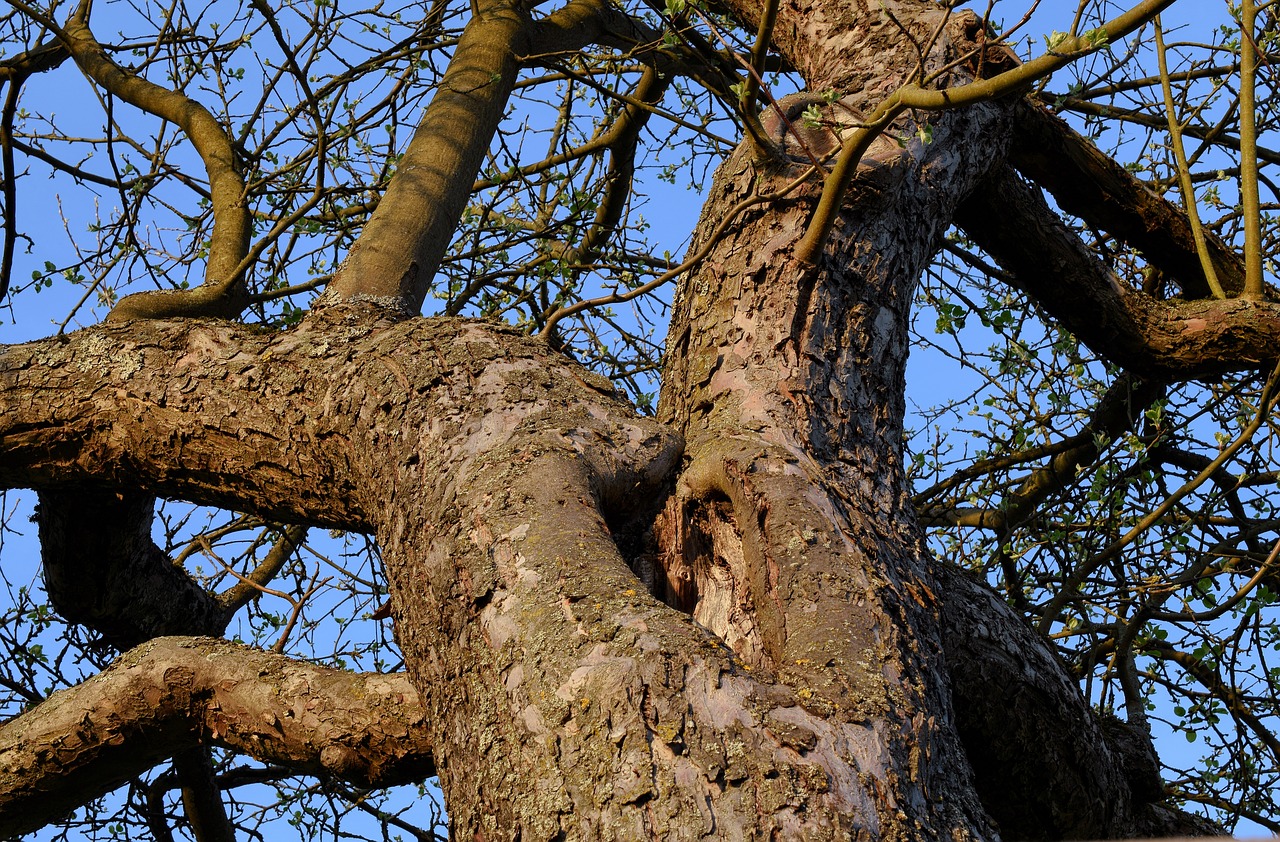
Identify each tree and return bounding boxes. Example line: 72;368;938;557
0;0;1277;837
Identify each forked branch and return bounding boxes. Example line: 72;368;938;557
795;0;1176;264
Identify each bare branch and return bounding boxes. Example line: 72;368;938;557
57;12;252;319
323;0;530;312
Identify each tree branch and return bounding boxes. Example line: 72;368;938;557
796;0;1177;264
956;164;1280;378
323;0;530;312
216;524;309;615
56;12;252;320
0;637;434;838
171;748;236;842
1036;90;1280;166
935;563;1179;839
917;373;1165;531
36;489;228;647
1011;100;1245;300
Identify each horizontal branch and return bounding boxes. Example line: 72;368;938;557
0;318;372;529
0;637;433;838
956;165;1280;379
0;311;680;533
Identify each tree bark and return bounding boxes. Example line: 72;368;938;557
0;0;1258;837
37;488;226;647
0;637;433;838
0;300;1214;838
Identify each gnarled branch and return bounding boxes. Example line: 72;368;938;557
0;637;433;838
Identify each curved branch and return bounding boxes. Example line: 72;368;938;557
795;0;1176;264
36;488;228;647
558;66;669;270
216;524;310;615
0;637;434;839
526;0;663;58
56;13;252;320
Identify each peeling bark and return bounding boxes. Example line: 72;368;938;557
0;0;1255;837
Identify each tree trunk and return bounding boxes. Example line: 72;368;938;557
0;0;1233;837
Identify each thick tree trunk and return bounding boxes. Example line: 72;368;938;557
0;266;1209;839
642;91;1011;836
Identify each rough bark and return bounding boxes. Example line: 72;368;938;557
651;102;1008;842
0;303;1213;839
0;637;433;838
0;0;1247;838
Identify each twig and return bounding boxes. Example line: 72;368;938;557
1155;16;1226;299
540;165;817;338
